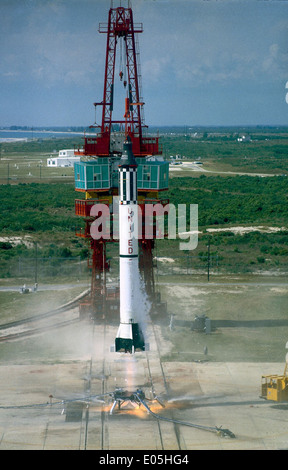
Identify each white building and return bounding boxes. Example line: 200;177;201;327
237;134;251;142
47;149;81;167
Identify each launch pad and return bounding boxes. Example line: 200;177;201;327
1;279;288;449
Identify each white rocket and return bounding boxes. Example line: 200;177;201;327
115;136;145;353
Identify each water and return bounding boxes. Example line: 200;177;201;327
0;130;84;142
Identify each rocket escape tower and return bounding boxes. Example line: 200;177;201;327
74;2;169;319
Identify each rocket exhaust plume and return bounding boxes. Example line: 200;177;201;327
115;136;145;354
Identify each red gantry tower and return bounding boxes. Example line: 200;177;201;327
74;1;169;320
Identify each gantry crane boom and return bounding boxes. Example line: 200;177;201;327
78;4;160;158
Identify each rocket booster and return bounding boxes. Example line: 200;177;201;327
115;136;145;353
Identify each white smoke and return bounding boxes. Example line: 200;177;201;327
134;269;151;345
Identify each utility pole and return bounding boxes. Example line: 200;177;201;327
35;241;38;285
207;238;211;282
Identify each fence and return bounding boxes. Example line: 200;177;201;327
1;253;287;282
154;255;288;277
4;256;89;281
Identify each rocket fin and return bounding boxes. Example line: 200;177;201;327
115;323;145;353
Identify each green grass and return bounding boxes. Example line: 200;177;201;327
0;137;82;184
162;133;288;174
0;285;87;324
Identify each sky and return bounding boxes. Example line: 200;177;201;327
1;0;288;127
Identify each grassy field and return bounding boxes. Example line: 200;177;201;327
1;129;288;183
0;137;80;184
161;129;288;175
158;277;288;363
0;284;87;324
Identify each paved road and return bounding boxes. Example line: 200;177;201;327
0;283;89;292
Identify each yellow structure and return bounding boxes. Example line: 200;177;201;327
261;342;288;402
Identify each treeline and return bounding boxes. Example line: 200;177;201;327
168;174;288;227
0;182;79;232
1;175;287;232
0;176;288;276
1;174;288;230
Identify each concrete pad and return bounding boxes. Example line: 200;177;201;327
0;313;288;450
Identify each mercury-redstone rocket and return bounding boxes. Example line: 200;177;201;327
115;136;145;354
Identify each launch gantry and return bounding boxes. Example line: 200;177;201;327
74;2;169;320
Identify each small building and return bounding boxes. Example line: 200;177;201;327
47;149;81;167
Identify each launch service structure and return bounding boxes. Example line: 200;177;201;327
74;2;169;352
